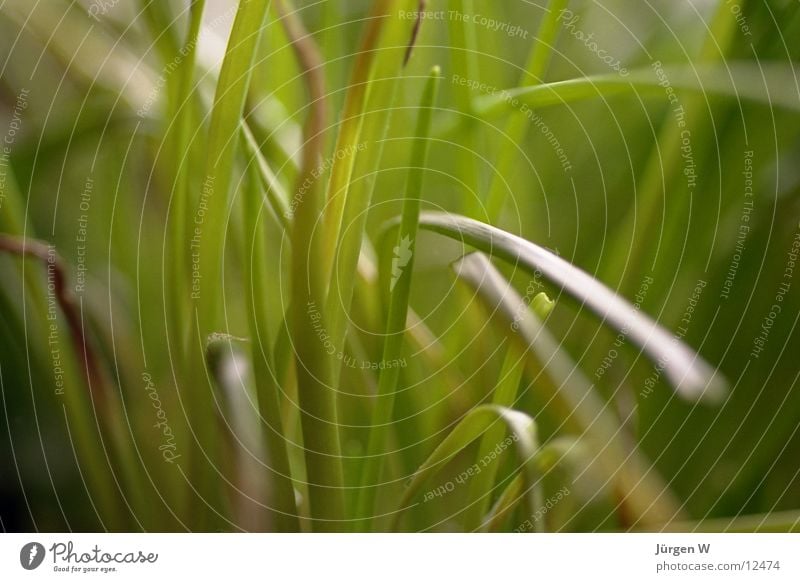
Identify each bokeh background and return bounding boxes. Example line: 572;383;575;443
1;0;799;531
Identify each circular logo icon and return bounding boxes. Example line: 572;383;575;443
20;542;46;570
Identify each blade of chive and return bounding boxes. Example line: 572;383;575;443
391;405;541;532
462;284;554;531
354;65;441;531
241;149;299;531
276;0;346;531
193;0;270;529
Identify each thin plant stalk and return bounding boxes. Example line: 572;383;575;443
241;154;299;531
0;235;132;528
447;0;482;218
194;0;271;528
462;293;553;531
391;404;541;532
354;66;441;530
277;0;346;530
323;0;418;362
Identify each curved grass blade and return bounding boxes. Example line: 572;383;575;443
461;347;527;531
391;404;542;532
482;473;525;532
453;252;684;526
407;212;727;401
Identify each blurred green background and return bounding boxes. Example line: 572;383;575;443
1;0;799;531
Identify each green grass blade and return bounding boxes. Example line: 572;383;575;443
321;0;416;278
453;252;683;527
354;66;441;530
405;212;727;401
192;0;271;527
446;0;483;218
323;0;418;366
197;0;269;329
462;286;553;531
473;62;800;119
241;153;299;531
392;404;541;531
482;472;525;532
241;122;290;227
461;346;527;531
167;0;206;361
278;0;346;531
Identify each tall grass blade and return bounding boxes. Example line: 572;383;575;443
279;0;346;531
354;66;441;530
241;153;299;531
323;0;419;373
193;0;271;527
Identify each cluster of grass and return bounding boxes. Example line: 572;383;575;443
1;0;799;532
